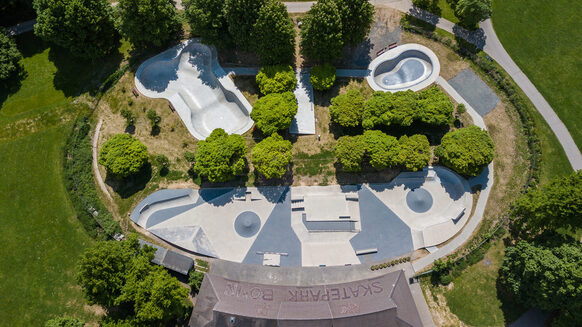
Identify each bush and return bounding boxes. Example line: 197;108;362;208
397;134;431;171
456;103;466;115
334;135;366;172
193;128;247;182
435;125;494;176
99;134;149;178
329;88;365;127
310;63;336;91
146;109;161;127
183;151;196;163
251;133;293;179
0;29;22;81
363;130;400;170
255;65;297;95
120;109;135;127
189;271;205;294
45;316;85;327
250;92;298;135
417;86;454;125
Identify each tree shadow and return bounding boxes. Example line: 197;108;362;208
452;25;487;50
150;125;161;136
374;121;450;145
252;164;295;187
335;162;401;185
105;163;152;199
48;40;124;97
124;125;136;135
495;271;529;324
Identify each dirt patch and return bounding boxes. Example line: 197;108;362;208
401;31;470;80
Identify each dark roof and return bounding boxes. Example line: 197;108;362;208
190;270;422;327
139;240;194;275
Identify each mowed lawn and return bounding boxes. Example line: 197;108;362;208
0;127;95;326
492;0;582;152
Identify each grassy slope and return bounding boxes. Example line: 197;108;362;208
492;0;582;152
0;127;95;326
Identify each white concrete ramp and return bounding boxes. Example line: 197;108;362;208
290;69;316;134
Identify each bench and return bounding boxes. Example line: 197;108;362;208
355;248;378;256
132;87;139;97
388;42;398;49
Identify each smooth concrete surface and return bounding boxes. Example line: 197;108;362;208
449;69;499;116
134;39;253;140
289;69;316;134
366;44;440;92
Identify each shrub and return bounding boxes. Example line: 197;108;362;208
362;90;418;129
0;29;22;81
45;316;85;327
435;125;494;176
334;135;366;172
120;109;135;127
310;63;336;91
193;128;247;182
250;92;298;135
456;103;466;115
397;134;431;171
183;151;196;163
417;86;454;125
363;130;400;170
188;270;205;294
99;134;148;178
146;109;161;127
329;88;365;127
251;133;293;179
255;65;297;95
155;154;169;167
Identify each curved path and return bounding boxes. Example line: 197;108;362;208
284;1;582;171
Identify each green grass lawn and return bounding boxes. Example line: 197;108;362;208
0;32;123;326
492;0;582;152
0;126;97;326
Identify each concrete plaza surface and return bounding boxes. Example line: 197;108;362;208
131;167;473;267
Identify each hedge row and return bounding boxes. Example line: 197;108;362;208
370;257;411;271
63;116;121;239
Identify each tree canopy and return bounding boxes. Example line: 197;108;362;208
33;0;119;59
98;134;148;178
193;128;247;182
119;0;182;49
0;30;22;81
513;171;582;234
499;241;582;312
255;65;297;95
184;0;232;49
224;0;265;50
334;130;402;172
417;86;455;125
334;135;366;172
250;92;298;135
251;133;293;179
335;0;375;46
397;134;430;171
252;0;295;65
434;125;494;176
77;235;191;325
310;63;336;91
454;0;492;28
330;88;365;127
300;0;344;63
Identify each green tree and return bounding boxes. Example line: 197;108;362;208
362;90;418;129
0;29;22;81
252;0;295;65
513;171;582;234
183;0;232;49
224;0;266;50
417;86;454;125
119;0;182;49
250;92;298;135
188;270;205;294
363;130;400;170
255;65;297;95
454;0;492;28
33;0;119;59
434;126;494;176
193;128;247;182
397;134;430;171
45;317;85;327
499;241;582;312
310;63;336;91
330;88;365;127
147;109;161;127
335;135;365;172
334;0;375;46
300;0;344;63
76;236;141;307
99;134;148;178
120;109;135;127
116;256;191;325
251;133;293;179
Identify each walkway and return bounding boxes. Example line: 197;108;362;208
6;19;35;36
283;1;582;171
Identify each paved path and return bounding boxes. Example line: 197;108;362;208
283;1;582;171
92;119;113;203
6;19;35;36
509;308;550;327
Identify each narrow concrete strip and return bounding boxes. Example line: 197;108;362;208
436;76;486;129
6;19;35;36
92;119;113;202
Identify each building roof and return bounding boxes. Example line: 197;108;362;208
138;239;194;275
190;270;422;327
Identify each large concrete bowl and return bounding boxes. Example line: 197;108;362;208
366;43;440;92
134;39;253;140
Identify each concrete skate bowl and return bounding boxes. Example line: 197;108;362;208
366;43;440;92
134;39;253;140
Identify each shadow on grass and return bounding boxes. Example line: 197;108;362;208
105;163;152;199
335;162;401;185
495;275;528;324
